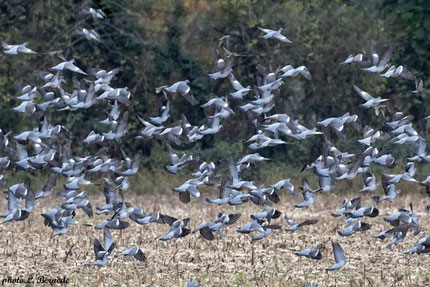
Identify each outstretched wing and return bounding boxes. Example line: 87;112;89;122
369;42;379;66
182;92;198;106
298;219;318;228
353;85;373;101
257;27;273;34
379;46;394;67
93;238;104;258
103;178;117;205
332;242;346;263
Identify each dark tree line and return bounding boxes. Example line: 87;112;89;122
0;0;429;170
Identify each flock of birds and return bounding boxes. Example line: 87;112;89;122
0;6;429;287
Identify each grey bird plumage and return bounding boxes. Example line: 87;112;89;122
294;178;321;208
88;228;116;266
35;174;57;199
338;219;371;236
115;246;146;261
80;8;106;19
258;27;292;43
51;59;87;75
156;80;198;106
187;276;201;287
326;242;347;271
2;42;36;55
353;85;388;109
285;215;318;232
295;248;322;260
160;217;191;241
74;28;101;42
361;43;394;73
405;235;430;254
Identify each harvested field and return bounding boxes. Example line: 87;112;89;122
1;191;429;287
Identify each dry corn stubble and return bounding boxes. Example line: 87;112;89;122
0;191;429;287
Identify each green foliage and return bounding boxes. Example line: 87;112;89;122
378;0;430;129
0;0;429;171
